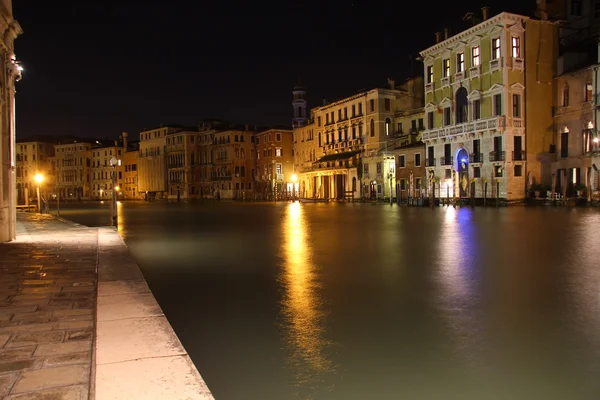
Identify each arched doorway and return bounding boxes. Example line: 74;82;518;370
456;148;469;197
455;87;468;124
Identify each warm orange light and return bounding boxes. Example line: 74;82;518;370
34;173;44;184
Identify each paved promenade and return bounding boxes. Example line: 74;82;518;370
0;213;213;399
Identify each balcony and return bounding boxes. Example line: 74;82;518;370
469;64;480;78
490;57;502;72
513;58;524;70
469;153;483;163
489;151;505;162
440;156;453;166
455;71;465;81
425;157;436;167
512;117;523;128
512;150;526;161
421;116;505;141
425;82;434;93
441;76;451;88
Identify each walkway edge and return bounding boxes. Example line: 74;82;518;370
94;227;214;400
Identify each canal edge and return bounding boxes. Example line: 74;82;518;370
94;226;215;399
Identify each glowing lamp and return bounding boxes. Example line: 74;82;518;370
34;174;44;184
593;138;600;143
291;174;297;182
114;186;120;191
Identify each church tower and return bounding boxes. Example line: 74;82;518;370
292;83;308;128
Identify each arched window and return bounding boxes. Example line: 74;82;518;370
190;152;195;165
352;177;357;192
385;118;391;135
370;119;375;137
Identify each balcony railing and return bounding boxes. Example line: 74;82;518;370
425;157;436;167
512;150;526;161
440;156;453;166
421;116;505;141
489;151;505;162
469;153;483;163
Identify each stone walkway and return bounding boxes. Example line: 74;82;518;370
0;214;97;399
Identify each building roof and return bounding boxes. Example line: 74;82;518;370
315;150;360;163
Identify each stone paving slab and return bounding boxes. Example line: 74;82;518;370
0;214;96;400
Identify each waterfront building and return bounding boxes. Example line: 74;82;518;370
394;141;426;203
294;79;415;201
255;128;294;199
89;137;127;200
138;126;182;200
550;63;600;198
419;9;557;201
361;76;425;201
197;125;218;198
15;140;55;204
166;129;199;200
212;128;257;200
54;141;92;200
0;0;22;242
122;143;141;200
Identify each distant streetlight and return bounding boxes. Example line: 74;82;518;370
110;157;118;227
34;173;44;214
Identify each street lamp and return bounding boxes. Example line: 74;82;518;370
34;173;44;214
110;157;118;227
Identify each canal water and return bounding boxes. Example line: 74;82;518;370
57;201;600;400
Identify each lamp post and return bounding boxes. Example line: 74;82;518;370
109;157;118;227
34;173;44;214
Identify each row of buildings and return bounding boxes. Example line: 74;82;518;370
16;124;297;202
292;2;600;202
14;2;600;205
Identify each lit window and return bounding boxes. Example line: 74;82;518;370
275;148;282;157
443;59;450;77
456;52;465;72
427;65;433;83
511;36;520;58
472;46;480;66
512;94;521;118
585;83;593;102
492;38;501;59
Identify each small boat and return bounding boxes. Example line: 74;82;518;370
298;198;329;203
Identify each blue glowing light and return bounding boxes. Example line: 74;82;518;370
460;158;468;163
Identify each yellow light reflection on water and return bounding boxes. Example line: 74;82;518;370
117;201;125;236
281;202;333;388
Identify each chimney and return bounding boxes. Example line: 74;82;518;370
245;124;249;131
535;1;548;20
482;6;489;20
322;97;328;106
387;78;395;89
444;28;449;40
122;132;128;150
114;140;118;147
435;32;441;43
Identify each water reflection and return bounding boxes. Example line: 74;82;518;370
436;207;485;372
279;202;334;396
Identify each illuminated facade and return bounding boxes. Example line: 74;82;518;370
138;126;181;200
551;65;600;198
54;142;92;200
15;141;55;204
0;0;21;242
212;129;257;200
293;80;413;201
197;127;217;198
122;146;141;200
255;128;294;199
420;11;557;201
166;129;199;200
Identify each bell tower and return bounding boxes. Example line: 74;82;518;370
292;82;308;128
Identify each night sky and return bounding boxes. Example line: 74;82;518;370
15;0;534;139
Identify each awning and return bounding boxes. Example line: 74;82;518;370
314;150;360;163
